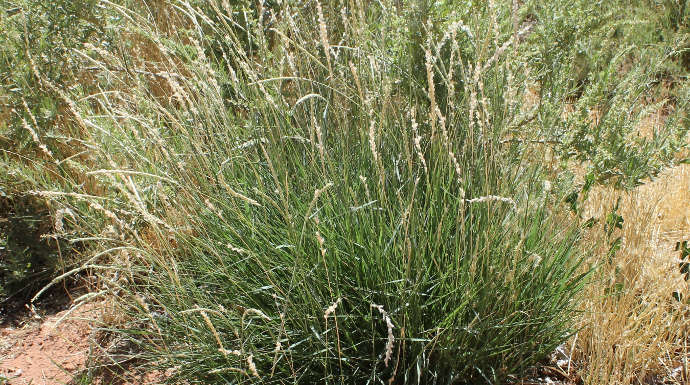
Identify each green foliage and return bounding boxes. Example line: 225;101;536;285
0;0;110;306
0;195;65;303
524;0;688;192
0;0;105;143
0;0;687;383
60;1;592;383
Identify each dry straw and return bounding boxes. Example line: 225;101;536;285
315;1;332;78
54;208;76;233
411;111;428;175
371;304;395;368
574;164;690;384
465;195;516;208
324;297;342;320
425;45;437;140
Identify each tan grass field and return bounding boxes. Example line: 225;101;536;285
574;161;689;384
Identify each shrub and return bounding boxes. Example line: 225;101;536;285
0;0;106;306
0;195;64;305
522;0;688;193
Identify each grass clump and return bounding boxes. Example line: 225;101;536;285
0;0;688;384
68;1;589;383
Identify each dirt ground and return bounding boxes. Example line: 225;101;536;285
0;297;170;385
0;302;96;384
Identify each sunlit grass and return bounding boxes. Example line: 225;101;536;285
0;0;688;384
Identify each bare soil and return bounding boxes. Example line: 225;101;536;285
0;297;170;385
0;302;96;384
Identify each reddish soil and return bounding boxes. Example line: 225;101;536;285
0;302;97;384
0;299;169;385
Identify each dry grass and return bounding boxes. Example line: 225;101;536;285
574;162;690;384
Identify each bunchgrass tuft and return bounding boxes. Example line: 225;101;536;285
75;1;589;383
2;0;687;384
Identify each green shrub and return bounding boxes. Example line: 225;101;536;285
522;0;688;193
0;195;65;304
0;0;107;305
0;0;104;152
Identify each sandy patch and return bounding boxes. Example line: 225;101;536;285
0;303;98;385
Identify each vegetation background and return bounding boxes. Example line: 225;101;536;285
0;0;688;384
